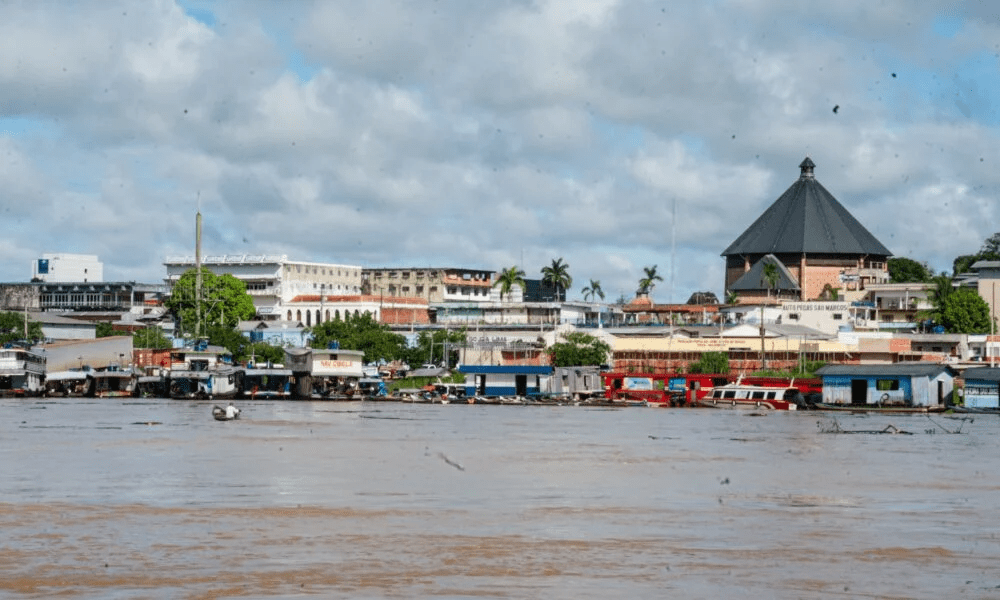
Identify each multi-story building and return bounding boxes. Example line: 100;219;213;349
362;267;495;303
32;254;103;283
164;254;362;321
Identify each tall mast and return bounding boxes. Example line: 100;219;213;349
195;211;202;339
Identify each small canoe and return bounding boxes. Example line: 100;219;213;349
212;405;240;421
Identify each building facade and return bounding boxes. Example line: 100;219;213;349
164;254;362;321
32;254;103;283
723;158;891;303
362;267;495;304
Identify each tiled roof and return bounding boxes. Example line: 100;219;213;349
722;157;892;257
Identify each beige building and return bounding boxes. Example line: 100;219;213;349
362;267;494;303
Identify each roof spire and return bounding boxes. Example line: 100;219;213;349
799;157;815;180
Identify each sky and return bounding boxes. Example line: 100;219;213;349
2;1;1000;304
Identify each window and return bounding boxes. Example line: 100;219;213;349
876;379;900;391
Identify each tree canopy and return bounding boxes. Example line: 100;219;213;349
133;325;173;350
493;265;526;301
582;279;605;302
637;265;663;296
888;257;931;283
939;288;992;334
165;268;257;336
952;232;1000;276
404;328;467;368
687;351;729;374
546;331;610;367
310;312;407;364
0;311;43;345
541;258;572;300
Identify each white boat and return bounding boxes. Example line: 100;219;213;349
0;346;46;397
167;343;242;400
698;378;802;411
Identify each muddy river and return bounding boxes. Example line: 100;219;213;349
2;398;997;599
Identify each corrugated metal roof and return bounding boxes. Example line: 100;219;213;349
815;364;957;378
961;367;1000;381
722;158;892;257
728;254;801;291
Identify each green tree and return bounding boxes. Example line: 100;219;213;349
133;325;173;350
0;311;43;345
493;265;526;301
541;257;572;301
164;268;257;337
637;265;663;296
547;332;611;367
96;322;130;338
404;328;468;368
310;312;407;364
952;232;1000;276
921;275;955;326
939;288;992;333
688;351;729;374
581;279;605;303
888;257;931;283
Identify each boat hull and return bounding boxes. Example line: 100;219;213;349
814;402;946;414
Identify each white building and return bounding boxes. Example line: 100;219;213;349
33;254;103;283
164;254;362;321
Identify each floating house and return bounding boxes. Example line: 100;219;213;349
458;365;551;397
815;364;957;407
285;346;365;398
960;367;1000;409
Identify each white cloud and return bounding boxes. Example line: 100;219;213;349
1;0;999;303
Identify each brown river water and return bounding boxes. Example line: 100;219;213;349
2;398;998;599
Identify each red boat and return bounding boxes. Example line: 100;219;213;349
697;378;804;410
602;372;821;407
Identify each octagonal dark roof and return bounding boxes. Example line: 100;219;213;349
722;158;892;257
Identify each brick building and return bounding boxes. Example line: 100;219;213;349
722;157;891;303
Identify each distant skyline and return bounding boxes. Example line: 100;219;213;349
2;1;999;303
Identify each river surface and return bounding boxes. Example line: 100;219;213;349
1;398;998;599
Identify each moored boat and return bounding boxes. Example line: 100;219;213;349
697;378;802;410
0;346;46;397
167;343;242;400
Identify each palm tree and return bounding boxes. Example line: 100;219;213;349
761;262;780;298
920;274;955;329
759;260;780;370
582;279;605;327
541;258;572;301
637;265;663;297
493;265;526;302
581;279;604;302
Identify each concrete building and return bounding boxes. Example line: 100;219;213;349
32;254;103;283
163;254;362;321
723;158;891;303
864;283;934;331
362;267;495;303
967;261;1000;333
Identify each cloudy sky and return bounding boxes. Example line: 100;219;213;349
2;1;999;304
